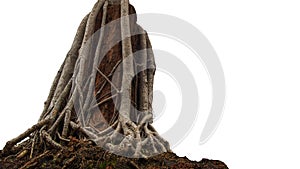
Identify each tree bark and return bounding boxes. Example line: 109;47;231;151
3;0;170;158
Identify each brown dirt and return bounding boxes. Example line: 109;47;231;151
0;139;228;169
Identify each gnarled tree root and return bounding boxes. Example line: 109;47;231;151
2;0;170;161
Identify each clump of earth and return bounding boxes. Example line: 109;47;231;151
0;139;228;169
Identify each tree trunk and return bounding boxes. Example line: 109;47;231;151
3;0;170;159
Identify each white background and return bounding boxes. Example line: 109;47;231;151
1;0;300;168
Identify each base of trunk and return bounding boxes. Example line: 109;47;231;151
0;139;228;169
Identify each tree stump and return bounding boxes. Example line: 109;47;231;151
2;0;170;159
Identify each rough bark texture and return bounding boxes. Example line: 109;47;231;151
0;0;228;168
2;0;169;159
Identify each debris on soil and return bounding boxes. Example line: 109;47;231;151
0;139;228;169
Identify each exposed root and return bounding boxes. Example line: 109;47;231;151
48;109;66;135
29;134;37;159
2;0;170;165
62;156;76;169
93;118;170;158
62;110;71;138
16;150;28;159
57;132;71;142
3;118;51;155
128;160;140;169
70;122;98;139
19;150;50;169
41;131;63;149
